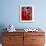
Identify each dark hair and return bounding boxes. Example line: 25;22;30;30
26;7;30;9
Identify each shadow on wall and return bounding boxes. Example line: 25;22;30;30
0;24;6;43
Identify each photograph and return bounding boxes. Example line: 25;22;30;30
20;5;34;22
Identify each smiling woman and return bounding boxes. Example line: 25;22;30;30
20;5;34;22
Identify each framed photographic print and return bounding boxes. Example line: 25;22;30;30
20;5;34;22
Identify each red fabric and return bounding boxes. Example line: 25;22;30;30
22;9;27;20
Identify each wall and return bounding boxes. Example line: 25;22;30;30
0;0;46;29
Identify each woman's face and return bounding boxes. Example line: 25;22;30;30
27;8;31;15
22;7;26;11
